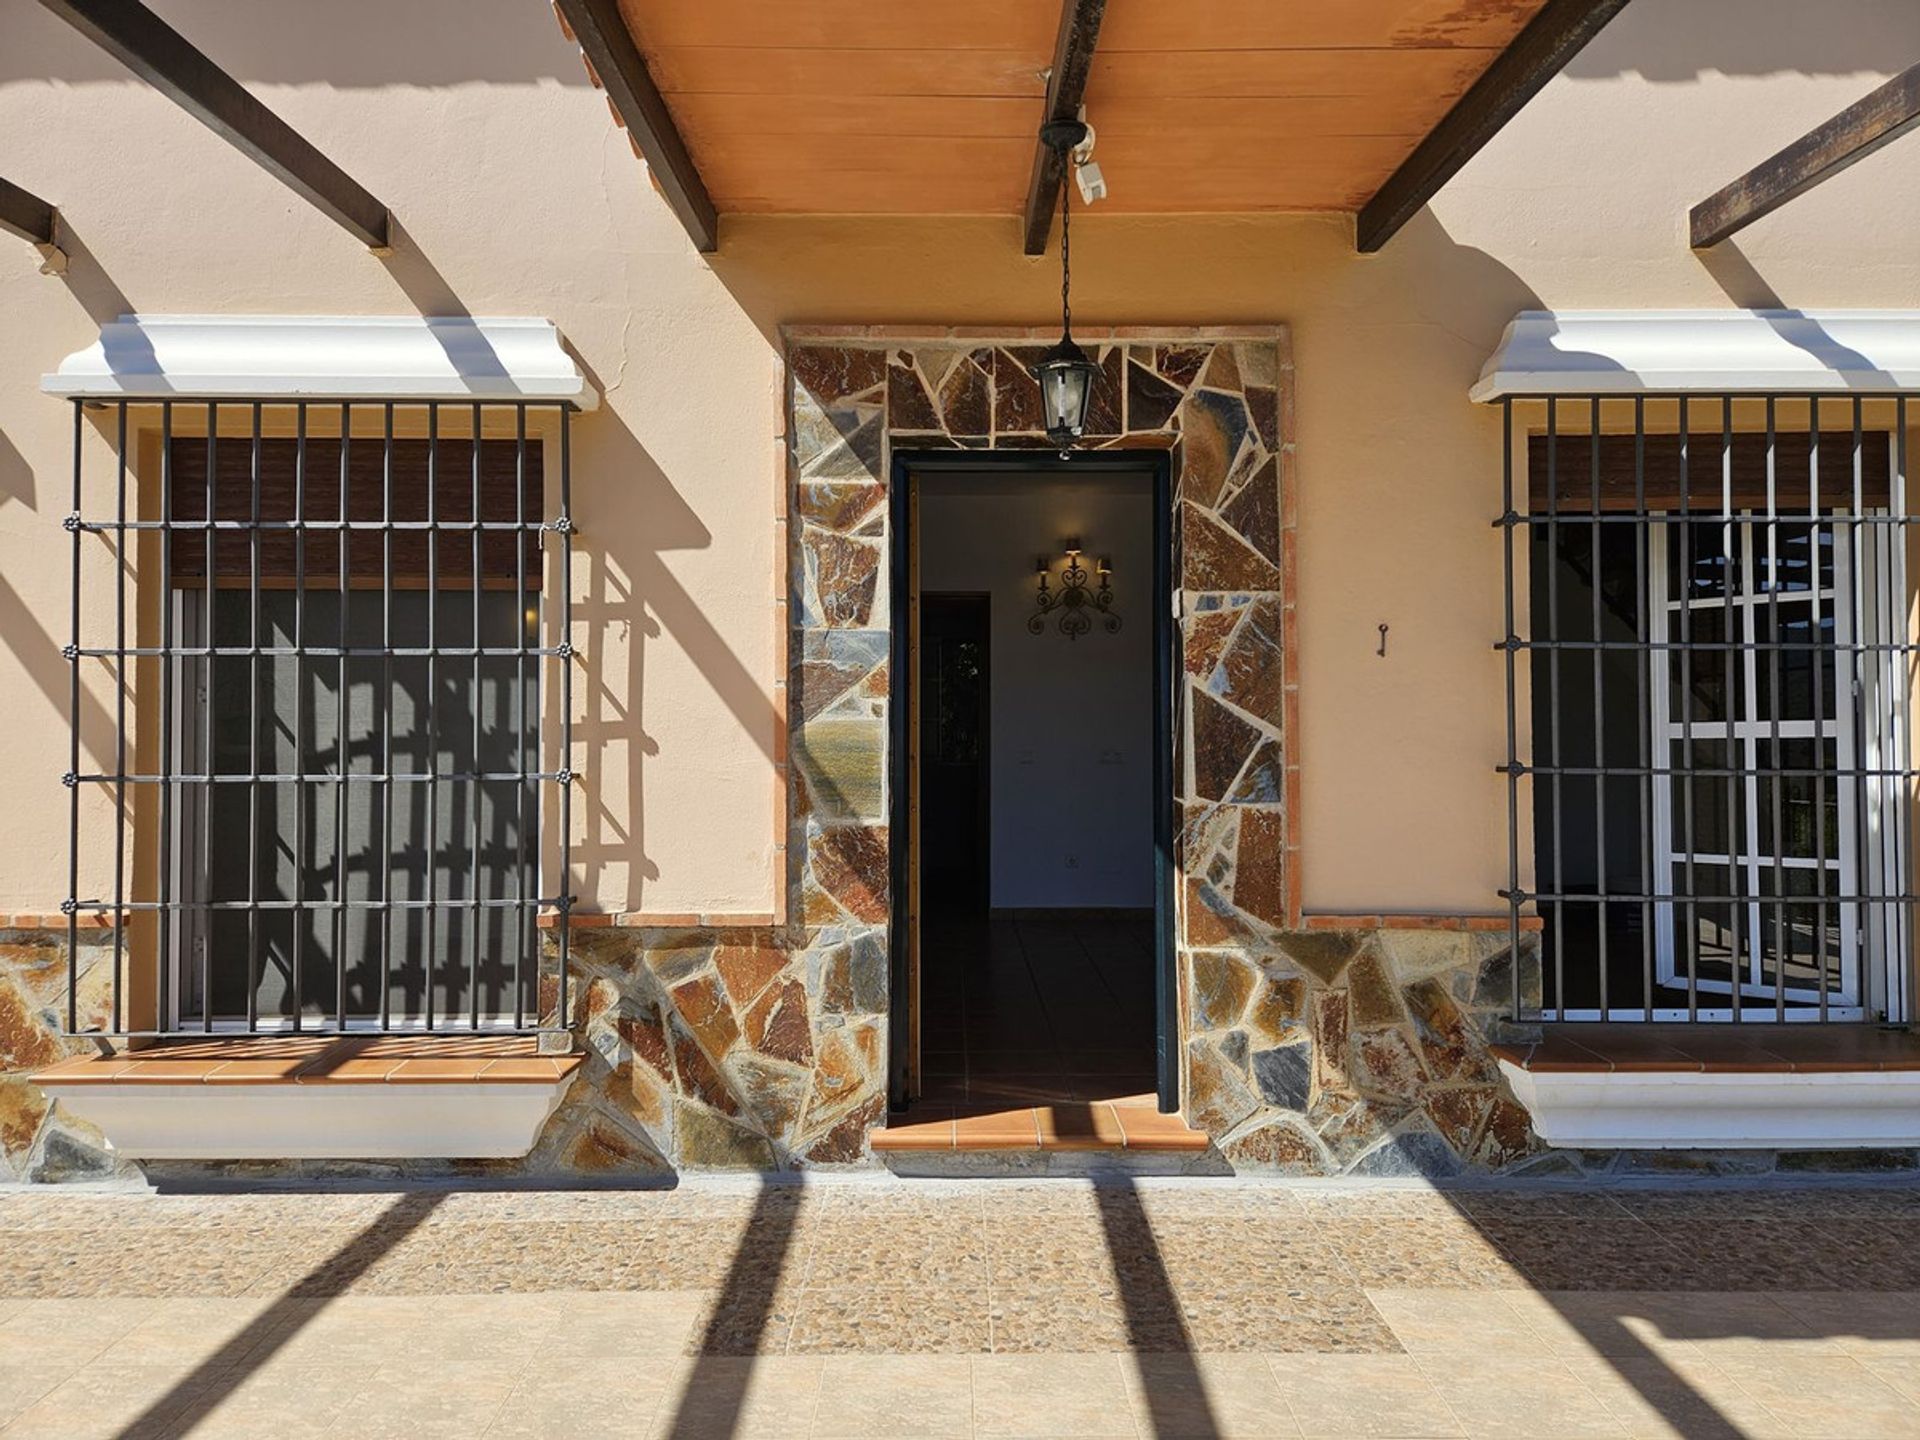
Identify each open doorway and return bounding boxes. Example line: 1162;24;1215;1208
889;452;1176;1115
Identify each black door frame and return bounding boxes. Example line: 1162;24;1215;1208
887;448;1179;1113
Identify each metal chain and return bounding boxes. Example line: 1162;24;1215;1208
1059;153;1072;339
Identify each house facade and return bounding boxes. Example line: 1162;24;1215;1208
1;0;1917;1183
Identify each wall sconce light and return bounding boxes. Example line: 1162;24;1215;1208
1029;539;1119;641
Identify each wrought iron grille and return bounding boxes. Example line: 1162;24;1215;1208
1500;393;1914;1024
63;399;574;1037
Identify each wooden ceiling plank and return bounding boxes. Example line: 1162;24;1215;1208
1691;63;1920;249
618;0;1055;52
36;0;391;248
1099;0;1544;53
1087;47;1499;102
649;48;1049;99
0;175;57;246
1024;0;1109;256
557;0;719;253
670;93;1040;140
1355;0;1630;252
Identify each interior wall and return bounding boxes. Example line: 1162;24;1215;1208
918;473;1154;909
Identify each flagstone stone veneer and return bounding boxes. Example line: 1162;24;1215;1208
0;326;1545;1179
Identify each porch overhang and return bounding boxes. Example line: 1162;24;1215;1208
41;315;600;408
1470;309;1920;401
556;0;1629;254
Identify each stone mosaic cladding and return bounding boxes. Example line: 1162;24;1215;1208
777;327;1539;1177
0;325;1548;1180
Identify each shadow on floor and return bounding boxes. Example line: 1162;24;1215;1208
1096;1174;1223;1438
113;1190;446;1438
658;1178;804;1439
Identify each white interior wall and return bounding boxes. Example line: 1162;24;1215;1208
918;473;1154;909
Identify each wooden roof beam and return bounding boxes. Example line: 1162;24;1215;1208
1691;63;1920;249
0;176;57;247
553;0;718;254
38;0;391;249
1023;0;1108;257
1356;0;1631;254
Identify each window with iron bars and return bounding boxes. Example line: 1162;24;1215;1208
1500;394;1914;1026
63;399;574;1037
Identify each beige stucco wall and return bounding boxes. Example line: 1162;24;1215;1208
2;0;1918;921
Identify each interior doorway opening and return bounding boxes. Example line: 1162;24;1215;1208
890;454;1176;1115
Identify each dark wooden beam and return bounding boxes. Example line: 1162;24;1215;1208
0;176;57;246
1356;0;1631;253
1691;63;1920;249
553;0;718;254
1022;0;1107;257
38;0;390;248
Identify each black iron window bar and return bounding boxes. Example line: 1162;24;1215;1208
63;398;574;1038
1500;393;1914;1026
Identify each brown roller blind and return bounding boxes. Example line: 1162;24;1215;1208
1528;431;1893;513
167;437;543;583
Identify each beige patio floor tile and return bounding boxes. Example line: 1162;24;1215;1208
1268;1353;1464;1439
1123;1353;1301;1438
972;1354;1139;1437
1861;1354;1920;1403
648;1356;825;1439
1769;1290;1920;1359
322;1358;519;1439
811;1355;975;1437
0;1365;66;1431
1557;1351;1786;1439
167;1362;363;1439
1364;1289;1553;1355
91;1295;289;1371
1;1362;209;1440
1412;1354;1629;1439
484;1355;684;1439
545;1288;710;1358
1712;1353;1920;1440
0;1297;158;1368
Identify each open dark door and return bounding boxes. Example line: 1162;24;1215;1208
888;451;1178;1115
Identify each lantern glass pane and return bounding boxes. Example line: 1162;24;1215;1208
1043;364;1092;437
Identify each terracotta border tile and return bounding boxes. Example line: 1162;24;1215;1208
870;1117;956;1152
952;1109;1041;1150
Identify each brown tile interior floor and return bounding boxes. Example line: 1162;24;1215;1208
915;908;1159;1114
0;1180;1917;1437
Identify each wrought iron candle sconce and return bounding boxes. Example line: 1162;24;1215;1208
1029;538;1120;641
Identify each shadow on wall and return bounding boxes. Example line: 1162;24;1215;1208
1563;0;1920;81
0;0;593;85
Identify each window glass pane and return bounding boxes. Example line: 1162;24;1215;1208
1668;519;1740;602
1755;866;1846;996
1669;608;1741;724
1669;738;1735;855
1753;603;1834;722
1757;737;1840;859
1678;861;1740;991
1754;521;1834;594
191;588;537;1025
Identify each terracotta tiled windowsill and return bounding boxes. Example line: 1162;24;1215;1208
1493;1024;1920;1075
872;1097;1210;1155
33;1036;582;1088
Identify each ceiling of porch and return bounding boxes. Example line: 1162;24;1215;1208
613;0;1548;215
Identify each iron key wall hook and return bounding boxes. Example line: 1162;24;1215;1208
1377;623;1389;657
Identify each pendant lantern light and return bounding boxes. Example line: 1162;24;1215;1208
1031;119;1099;455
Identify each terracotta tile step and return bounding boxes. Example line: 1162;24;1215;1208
1492;1023;1920;1075
33;1036;583;1087
871;1100;1210;1155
